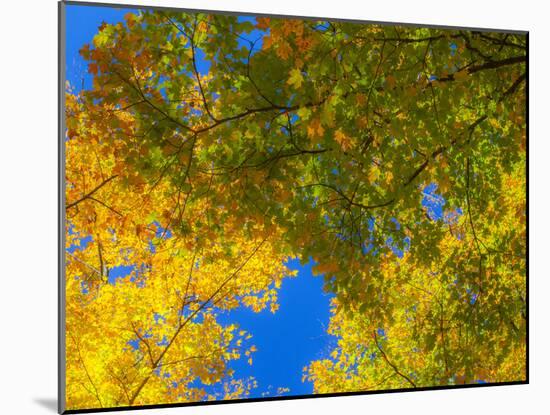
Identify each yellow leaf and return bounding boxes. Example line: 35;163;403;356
297;106;311;120
287;68;304;89
334;129;353;151
489;118;500;129
368;167;380;183
307;118;325;142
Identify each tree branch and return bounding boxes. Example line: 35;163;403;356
127;237;269;405
373;330;417;387
66;175;118;210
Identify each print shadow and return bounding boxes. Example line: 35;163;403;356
34;398;57;412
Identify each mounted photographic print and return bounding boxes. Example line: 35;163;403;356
59;1;528;413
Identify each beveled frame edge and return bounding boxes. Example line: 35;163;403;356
59;1;67;414
62;0;528;34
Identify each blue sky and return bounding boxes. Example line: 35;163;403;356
65;3;334;399
217;258;335;397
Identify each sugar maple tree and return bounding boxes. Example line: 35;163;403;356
65;9;526;410
65;87;293;408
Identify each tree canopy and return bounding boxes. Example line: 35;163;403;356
64;9;526;410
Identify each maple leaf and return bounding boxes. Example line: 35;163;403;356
287;68;304;89
334;129;353;151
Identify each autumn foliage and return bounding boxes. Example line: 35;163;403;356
64;9;526;410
